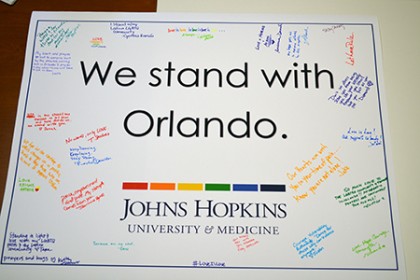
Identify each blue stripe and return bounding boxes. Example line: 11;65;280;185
232;184;258;192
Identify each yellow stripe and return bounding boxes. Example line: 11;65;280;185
178;183;203;191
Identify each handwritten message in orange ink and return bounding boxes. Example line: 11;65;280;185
286;144;350;202
233;235;259;252
20;139;61;190
65;126;110;144
61;178;105;211
26;112;71;131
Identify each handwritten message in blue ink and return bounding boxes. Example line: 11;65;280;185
3;255;80;265
6;232;55;254
334;177;387;208
32;51;72;75
38;22;80;48
69;146;111;166
352;230;388;257
3;255;49;263
51;256;81;265
4;232;81;265
342;127;383;147
328;72;374;108
192;260;226;267
110;22;153;39
293;224;334;259
287;27;309;58
255;24;283;53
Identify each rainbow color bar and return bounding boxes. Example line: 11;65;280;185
122;182;285;192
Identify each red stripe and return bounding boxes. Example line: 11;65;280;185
122;182;148;190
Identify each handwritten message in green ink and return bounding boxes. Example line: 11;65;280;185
335;177;387;208
352;230;388;257
18;178;40;192
93;241;134;251
38;22;80;48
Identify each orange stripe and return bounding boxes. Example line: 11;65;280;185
150;182;176;191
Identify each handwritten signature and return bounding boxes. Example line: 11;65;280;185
345;32;355;65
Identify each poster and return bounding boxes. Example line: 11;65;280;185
0;12;406;279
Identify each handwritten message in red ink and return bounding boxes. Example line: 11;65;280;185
233;235;259;252
26;112;70;131
345;32;355;65
65;126;110;144
61;178;105;211
286;144;350;202
20;139;61;190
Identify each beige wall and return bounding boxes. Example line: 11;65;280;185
157;1;420;279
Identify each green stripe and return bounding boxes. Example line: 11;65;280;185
205;183;230;191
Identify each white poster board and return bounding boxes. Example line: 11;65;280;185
0;12;406;279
